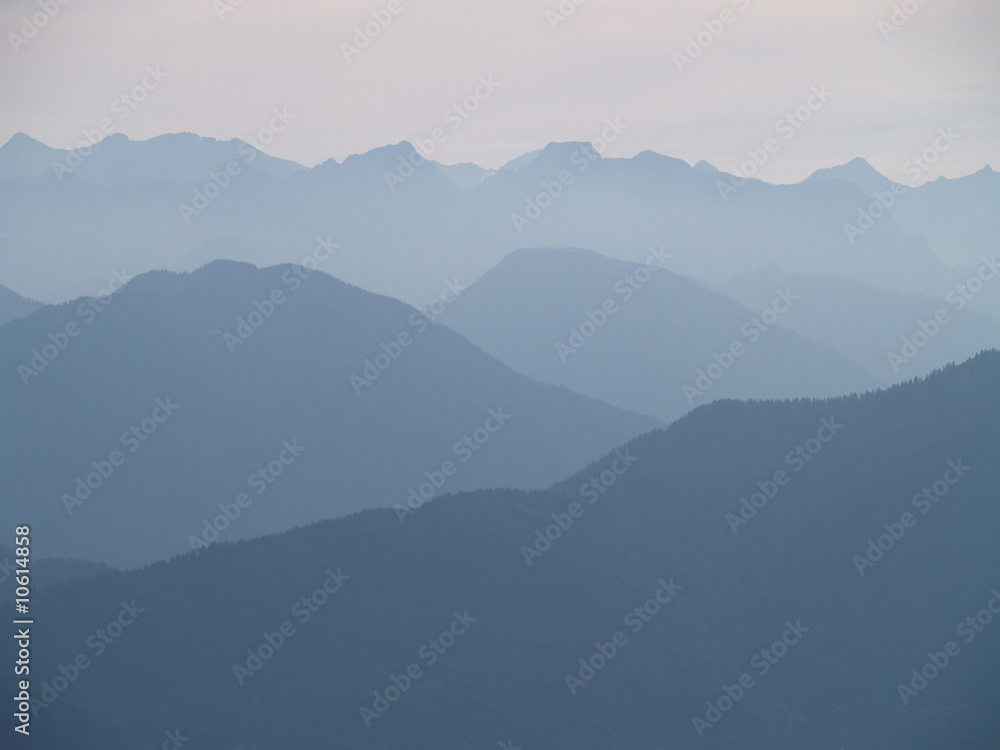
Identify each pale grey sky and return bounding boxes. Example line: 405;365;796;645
1;0;997;183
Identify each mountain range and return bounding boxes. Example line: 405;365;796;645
2;130;997;749
719;264;1000;383
0;260;657;568
6;351;998;749
437;247;880;423
0;133;995;314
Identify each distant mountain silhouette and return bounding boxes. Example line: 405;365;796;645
0;131;305;185
0;132;59;181
0;133;976;306
720;265;1000;382
438;247;880;422
0;260;658;567
806;156;893;196
8;351;999;749
806;157;1000;275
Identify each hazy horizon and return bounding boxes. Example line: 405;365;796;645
3;129;996;189
2;0;998;182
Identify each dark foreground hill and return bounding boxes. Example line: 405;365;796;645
0;544;113;596
0;282;42;325
6;352;999;749
0;260;658;568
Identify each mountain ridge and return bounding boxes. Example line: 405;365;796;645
8;350;998;749
0;259;659;568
